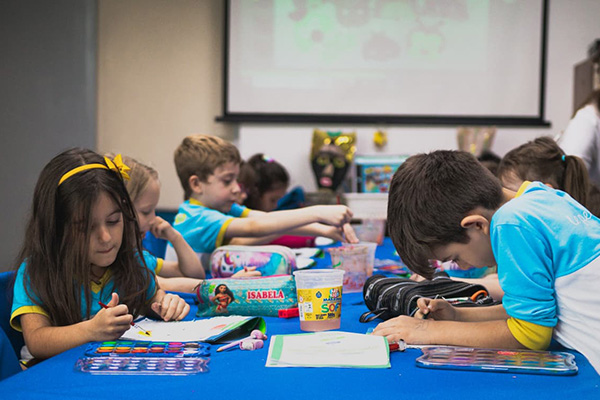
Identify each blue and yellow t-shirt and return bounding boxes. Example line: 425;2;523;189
169;199;250;256
492;181;600;372
10;251;158;331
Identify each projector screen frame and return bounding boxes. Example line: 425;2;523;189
218;0;550;127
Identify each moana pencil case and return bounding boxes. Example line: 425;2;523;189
210;245;297;278
195;275;297;318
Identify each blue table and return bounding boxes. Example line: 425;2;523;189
1;240;599;399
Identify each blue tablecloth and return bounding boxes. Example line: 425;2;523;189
1;239;599;399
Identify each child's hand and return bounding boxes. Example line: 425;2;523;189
232;266;262;278
371;315;433;345
414;298;457;321
149;216;177;242
409;273;426;282
320;225;346;242
151;292;190;321
315;205;353;227
91;293;133;341
342;223;359;243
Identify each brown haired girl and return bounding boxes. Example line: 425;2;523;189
10;148;189;363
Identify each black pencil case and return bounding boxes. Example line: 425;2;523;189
359;275;499;323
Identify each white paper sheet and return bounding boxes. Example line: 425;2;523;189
266;331;390;368
120;316;254;342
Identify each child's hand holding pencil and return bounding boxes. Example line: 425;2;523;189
414;296;457;321
92;293;139;340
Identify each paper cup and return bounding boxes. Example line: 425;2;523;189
293;269;344;332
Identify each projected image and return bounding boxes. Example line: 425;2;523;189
228;0;543;118
274;0;485;69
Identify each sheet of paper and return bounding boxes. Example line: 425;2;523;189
266;331;390;368
120;316;253;342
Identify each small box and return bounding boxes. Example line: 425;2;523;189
354;155;408;193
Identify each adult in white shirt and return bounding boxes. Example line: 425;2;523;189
559;90;600;186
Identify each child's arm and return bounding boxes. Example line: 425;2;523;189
415;300;509;322
225;205;353;239
149;288;190;321
19;293;135;359
372;315;525;349
156;276;202;293
229;222;358;245
373;300;524;348
150;216;205;279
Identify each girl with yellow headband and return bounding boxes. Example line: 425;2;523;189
9;148;189;364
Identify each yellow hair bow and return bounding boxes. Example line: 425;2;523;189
58;154;131;186
104;154;131;181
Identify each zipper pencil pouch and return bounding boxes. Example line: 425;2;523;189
210;245;297;278
195;275;297;318
360;275;499;323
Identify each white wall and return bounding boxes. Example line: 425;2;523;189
98;0;600;207
97;0;234;208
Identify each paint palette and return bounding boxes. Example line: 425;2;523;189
85;340;210;358
75;356;209;375
416;347;578;375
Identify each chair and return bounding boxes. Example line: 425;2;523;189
0;271;23;379
0;271;24;356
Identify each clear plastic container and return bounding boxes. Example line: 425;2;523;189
355;241;377;277
328;245;370;293
293;269;344;331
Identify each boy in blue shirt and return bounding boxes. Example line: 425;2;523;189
373;150;600;373
166;134;357;267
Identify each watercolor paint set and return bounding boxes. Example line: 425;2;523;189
84;340;211;358
415;347;578;375
76;341;212;375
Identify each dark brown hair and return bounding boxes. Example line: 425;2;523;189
497;136;590;210
14;148;153;326
243;153;289;210
174;135;241;200
387;150;504;279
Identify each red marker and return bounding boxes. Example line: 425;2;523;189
278;307;299;318
98;301;151;336
389;340;406;352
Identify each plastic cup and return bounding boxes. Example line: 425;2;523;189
293;269;344;332
355;241;377;277
328;245;370;293
352;218;385;245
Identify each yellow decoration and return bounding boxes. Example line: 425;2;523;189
104;154;131;181
373;130;387;148
311;129;357;162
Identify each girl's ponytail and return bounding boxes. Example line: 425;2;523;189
562;154;590;209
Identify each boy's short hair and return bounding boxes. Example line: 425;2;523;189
174;134;242;199
387;150;504;278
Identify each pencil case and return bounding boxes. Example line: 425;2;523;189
210;245;297;278
195;275;297;317
359;275;499;322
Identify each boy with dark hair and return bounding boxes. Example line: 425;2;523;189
373;150;600;373
166;134;357;267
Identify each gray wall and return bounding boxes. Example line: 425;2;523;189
0;0;97;271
